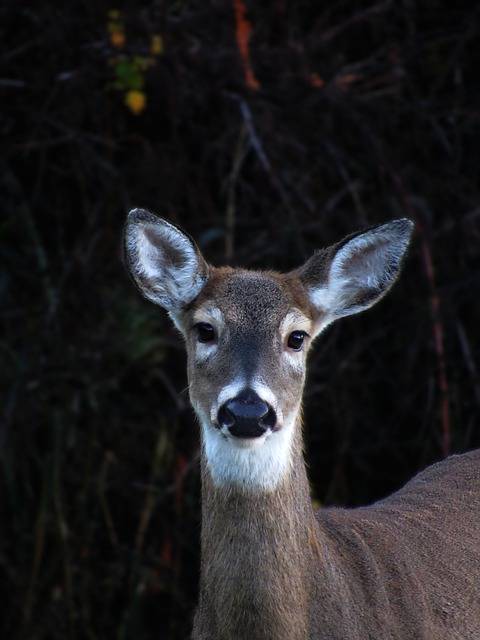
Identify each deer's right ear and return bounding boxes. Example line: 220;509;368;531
124;209;209;312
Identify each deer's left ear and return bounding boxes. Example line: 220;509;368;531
124;208;209;312
298;218;414;326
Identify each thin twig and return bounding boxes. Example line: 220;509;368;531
225;123;248;260
134;427;171;556
97;451;120;550
319;0;392;44
456;321;480;408
392;173;451;456
237;98;306;256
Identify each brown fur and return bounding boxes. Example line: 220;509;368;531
184;267;314;432
194;430;480;639
194;429;314;640
122;211;480;639
188;268;480;639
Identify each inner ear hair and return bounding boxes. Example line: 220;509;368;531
124;208;209;311
298;218;414;321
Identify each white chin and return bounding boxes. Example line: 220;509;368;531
229;434;268;449
201;419;296;490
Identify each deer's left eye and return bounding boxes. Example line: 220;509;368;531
194;322;215;343
287;331;308;351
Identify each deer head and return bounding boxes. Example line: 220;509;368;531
124;209;413;491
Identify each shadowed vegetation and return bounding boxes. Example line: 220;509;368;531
1;1;480;638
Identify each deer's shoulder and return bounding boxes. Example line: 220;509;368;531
316;449;480;569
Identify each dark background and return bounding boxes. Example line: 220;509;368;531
2;1;480;638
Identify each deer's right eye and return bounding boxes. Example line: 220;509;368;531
194;322;215;343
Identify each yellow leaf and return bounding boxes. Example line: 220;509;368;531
150;35;164;56
125;90;146;115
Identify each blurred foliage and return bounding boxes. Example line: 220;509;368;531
107;10;163;114
1;0;480;638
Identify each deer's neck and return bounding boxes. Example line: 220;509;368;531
197;424;320;639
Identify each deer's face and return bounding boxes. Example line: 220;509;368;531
182;269;313;459
125;210;413;491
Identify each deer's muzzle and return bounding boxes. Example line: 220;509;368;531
217;389;277;439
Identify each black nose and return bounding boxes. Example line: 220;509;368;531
217;389;277;438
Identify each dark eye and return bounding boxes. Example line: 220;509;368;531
287;330;307;351
194;322;215;343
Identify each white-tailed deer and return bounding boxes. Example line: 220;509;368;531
124;209;480;640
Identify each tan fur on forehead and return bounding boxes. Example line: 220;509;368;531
192;304;224;326
280;308;312;337
193;266;314;323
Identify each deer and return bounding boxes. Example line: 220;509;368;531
124;208;480;640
